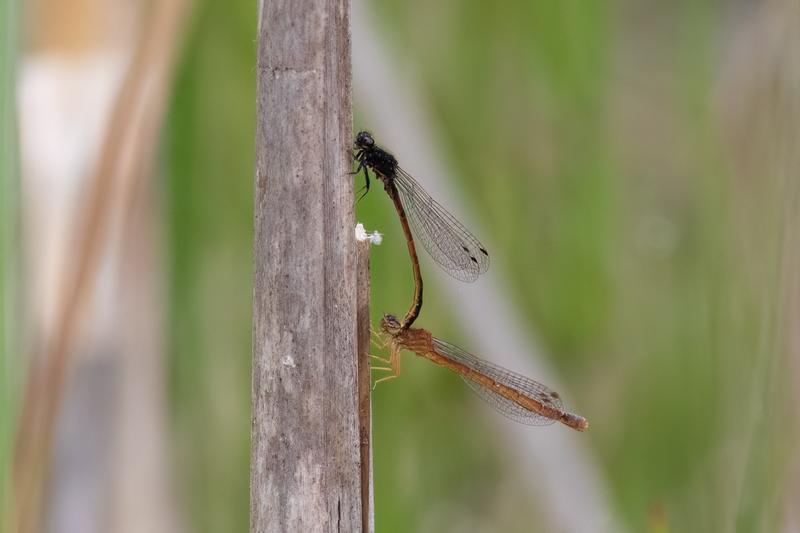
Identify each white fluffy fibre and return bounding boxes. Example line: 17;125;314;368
355;223;383;244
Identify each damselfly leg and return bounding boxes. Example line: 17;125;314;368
369;346;401;390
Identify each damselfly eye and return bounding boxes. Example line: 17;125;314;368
382;314;400;328
356;131;374;148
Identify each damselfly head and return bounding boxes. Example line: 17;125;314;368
355;130;375;150
380;313;402;334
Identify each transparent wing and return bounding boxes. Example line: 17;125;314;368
432;338;563;426
461;379;555;426
393;167;489;282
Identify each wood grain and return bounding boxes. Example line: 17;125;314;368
251;0;358;531
356;240;373;533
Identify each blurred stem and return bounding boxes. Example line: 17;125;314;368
11;0;191;531
1;0;19;529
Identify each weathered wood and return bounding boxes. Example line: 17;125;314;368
251;0;357;531
356;240;373;533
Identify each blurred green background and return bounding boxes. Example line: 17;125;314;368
4;0;799;531
1;0;19;526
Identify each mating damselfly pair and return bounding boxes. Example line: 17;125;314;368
354;131;587;431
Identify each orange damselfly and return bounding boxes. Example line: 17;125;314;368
373;314;588;431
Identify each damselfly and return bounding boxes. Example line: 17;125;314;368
353;131;489;327
353;131;489;282
373;314;588;431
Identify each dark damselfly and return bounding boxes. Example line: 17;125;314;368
353;131;489;328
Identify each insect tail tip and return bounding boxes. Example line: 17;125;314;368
562;412;589;432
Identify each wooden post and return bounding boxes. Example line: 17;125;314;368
251;0;358;531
